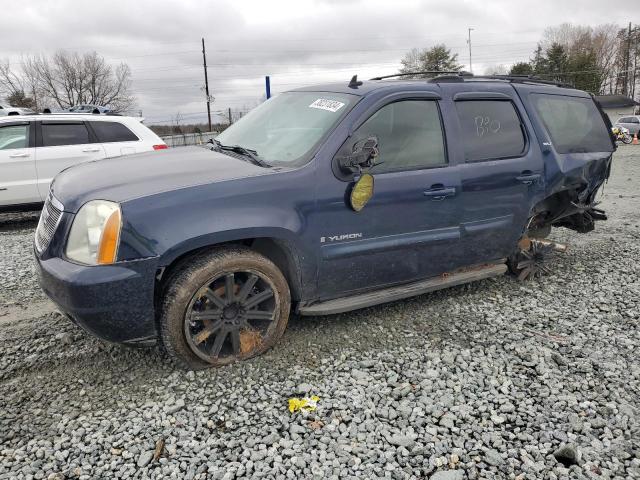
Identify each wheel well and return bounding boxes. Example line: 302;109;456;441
154;238;303;310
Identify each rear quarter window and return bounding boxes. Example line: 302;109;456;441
531;94;614;154
91;121;139;143
455;100;526;162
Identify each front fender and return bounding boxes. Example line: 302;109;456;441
115;173;317;297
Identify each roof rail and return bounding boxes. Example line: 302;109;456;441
370;71;472;81
466;75;573;88
370;71;573;88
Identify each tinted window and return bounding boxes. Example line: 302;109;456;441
0;124;28;150
618;117;631;123
352;100;446;173
42;123;90;147
629;117;640;124
456;100;525;161
531;94;614;154
91;121;139;143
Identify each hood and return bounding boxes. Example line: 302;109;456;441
51;146;275;212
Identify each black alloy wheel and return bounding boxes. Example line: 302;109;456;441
160;247;290;369
184;271;278;363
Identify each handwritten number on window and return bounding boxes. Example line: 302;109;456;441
474;116;501;137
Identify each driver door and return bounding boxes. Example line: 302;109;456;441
313;98;463;299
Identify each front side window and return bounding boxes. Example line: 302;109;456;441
0;124;28;150
42;123;90;147
456;100;526;162
351;100;447;174
91;121;139;143
215;91;356;167
531;94;614;154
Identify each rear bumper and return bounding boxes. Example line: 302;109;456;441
36;252;159;344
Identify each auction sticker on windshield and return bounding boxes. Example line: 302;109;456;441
309;98;345;113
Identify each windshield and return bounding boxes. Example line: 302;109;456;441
215;91;357;166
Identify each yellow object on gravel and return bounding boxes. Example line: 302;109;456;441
288;395;320;413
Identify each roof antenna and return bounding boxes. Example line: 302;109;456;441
348;75;363;89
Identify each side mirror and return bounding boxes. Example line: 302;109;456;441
338;136;379;174
349;173;374;212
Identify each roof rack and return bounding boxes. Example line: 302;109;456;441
369;71;472;81
369;71;573;88
465;74;573;88
36;111;122;116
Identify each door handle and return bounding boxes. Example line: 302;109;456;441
423;186;456;200
9;152;29;158
515;173;541;185
82;147;101;153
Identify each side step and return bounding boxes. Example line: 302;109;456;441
298;263;507;316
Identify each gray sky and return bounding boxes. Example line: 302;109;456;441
1;0;635;124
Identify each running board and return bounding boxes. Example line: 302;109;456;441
298;263;507;316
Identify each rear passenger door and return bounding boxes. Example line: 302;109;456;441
452;94;544;264
88;120;141;157
34;120;106;199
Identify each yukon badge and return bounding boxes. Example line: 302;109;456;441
320;233;363;243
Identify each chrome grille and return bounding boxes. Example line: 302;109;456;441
35;193;63;254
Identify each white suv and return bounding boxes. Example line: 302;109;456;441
0;114;167;209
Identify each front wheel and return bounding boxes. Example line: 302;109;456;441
160;247;291;369
622;133;633;144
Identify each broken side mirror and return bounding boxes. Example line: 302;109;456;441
338;136;379;174
350;173;374;212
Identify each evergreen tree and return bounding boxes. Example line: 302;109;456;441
509;62;534;76
399;44;463;78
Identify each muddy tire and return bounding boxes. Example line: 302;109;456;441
159;247;290;370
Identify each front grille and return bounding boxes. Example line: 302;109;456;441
35;193;63;254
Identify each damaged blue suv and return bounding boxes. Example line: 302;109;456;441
35;73;615;369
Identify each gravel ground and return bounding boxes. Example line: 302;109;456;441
1;147;639;480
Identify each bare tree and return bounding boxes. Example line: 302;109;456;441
2;51;135;112
0;61;39;109
540;23;620;94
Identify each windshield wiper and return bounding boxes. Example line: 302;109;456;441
214;140;271;168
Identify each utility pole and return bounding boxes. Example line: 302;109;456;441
228;107;232;125
265;76;271;99
202;37;212;132
467;28;474;74
632;27;638;101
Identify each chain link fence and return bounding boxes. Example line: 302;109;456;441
160;131;218;148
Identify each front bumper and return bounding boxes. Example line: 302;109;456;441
36;253;160;344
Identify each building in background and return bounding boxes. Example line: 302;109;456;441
596;95;640;123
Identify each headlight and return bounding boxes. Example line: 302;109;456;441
66;200;122;265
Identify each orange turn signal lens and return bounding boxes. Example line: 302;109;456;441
97;209;122;264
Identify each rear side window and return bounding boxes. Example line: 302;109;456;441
531;94;614;154
0;124;28;150
91;121;139;143
353;100;447;174
455;100;526;161
42;123;90;147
